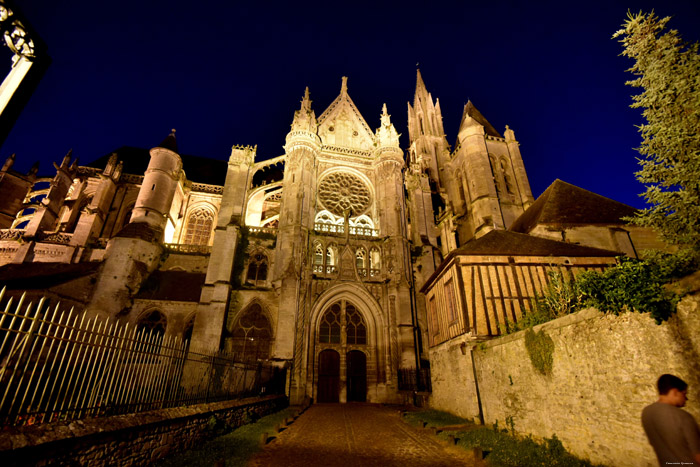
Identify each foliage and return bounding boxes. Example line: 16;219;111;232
158;406;296;467
402;410;601;466
613;12;700;249
402;409;470;427
524;328;555;376
503;250;698;332
576;254;687;324
504;271;582;334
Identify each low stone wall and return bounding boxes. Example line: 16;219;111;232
1;395;287;466
429;294;700;467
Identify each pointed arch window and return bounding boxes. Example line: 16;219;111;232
345;304;367;345
137;309;167;337
318;301;367;346
326;245;337;273
246;252;268;286
313;242;324;272
369;247;381;276
319;303;341;344
356;248;367;277
231;303;272;362
184;208;214;245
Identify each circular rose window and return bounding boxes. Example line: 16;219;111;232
318;172;372;217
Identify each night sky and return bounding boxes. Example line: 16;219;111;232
2;1;699;209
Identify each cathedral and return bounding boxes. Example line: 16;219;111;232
0;71;656;405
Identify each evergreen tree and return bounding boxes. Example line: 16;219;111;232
614;11;700;249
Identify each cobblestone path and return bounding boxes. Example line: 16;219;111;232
248;403;477;467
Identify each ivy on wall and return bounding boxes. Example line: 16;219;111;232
524;328;554;376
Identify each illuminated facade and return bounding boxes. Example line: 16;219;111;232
0;72;652;404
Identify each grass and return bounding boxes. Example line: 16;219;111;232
402;410;603;467
158;406;296;467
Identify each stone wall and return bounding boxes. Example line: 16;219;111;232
1;395;287;466
429;294;700;467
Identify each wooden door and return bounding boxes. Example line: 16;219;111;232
317;349;340;403
346;350;366;402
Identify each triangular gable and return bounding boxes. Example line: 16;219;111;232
317;77;375;151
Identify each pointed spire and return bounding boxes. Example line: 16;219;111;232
157;128;178;153
341;76;348;96
459;101;501;138
291;87;318;133
376;103;400;148
28;161;39;176
2;153;15;171
301;86;311;111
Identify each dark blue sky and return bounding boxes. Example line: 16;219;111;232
2;1;699;209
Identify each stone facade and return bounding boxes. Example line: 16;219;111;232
429;294;700;467
0;70;659;407
1;395;287;466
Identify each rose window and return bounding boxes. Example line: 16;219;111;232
318;172;371;217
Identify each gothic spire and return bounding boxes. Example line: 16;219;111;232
157;129;179;153
291;86;318;133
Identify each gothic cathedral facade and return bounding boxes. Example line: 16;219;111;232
0;71;534;404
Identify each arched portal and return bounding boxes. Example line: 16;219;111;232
309;284;386;404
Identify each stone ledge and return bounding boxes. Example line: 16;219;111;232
1;395;286;455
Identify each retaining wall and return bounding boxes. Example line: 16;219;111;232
429;294;700;467
0;395;287;466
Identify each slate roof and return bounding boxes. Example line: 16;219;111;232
0;262;101;289
87;146;228;186
452;230;619;258
509;179;638;234
136;270;206;302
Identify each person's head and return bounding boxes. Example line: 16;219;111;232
657;374;688;407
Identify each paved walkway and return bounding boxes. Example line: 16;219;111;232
248;404;477;467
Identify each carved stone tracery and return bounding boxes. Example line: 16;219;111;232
318;172;371;217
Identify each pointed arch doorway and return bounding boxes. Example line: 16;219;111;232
315;299;369;403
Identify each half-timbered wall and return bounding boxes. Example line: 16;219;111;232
424;255;617;346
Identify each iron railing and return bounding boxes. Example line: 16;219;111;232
0;288;285;427
398;368;432;392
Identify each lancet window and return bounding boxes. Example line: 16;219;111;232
184;208;214;245
319;303;341;344
246;252;268;286
231;303;272;362
356;248;367;277
369;247;381;277
345;304;367;345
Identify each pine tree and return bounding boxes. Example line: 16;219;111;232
613;11;700;249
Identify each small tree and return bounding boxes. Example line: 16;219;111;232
613;11;700;249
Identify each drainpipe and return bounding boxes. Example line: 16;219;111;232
470;344;485;425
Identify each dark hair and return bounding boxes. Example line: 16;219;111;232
657;374;688;395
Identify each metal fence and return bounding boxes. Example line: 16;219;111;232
0;288;286;427
397;367;432;392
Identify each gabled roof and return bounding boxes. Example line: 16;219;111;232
509;179;637;233
88;146;227;185
420;230;618;293
452;230;619;257
317;77;375;149
459;100;501;138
